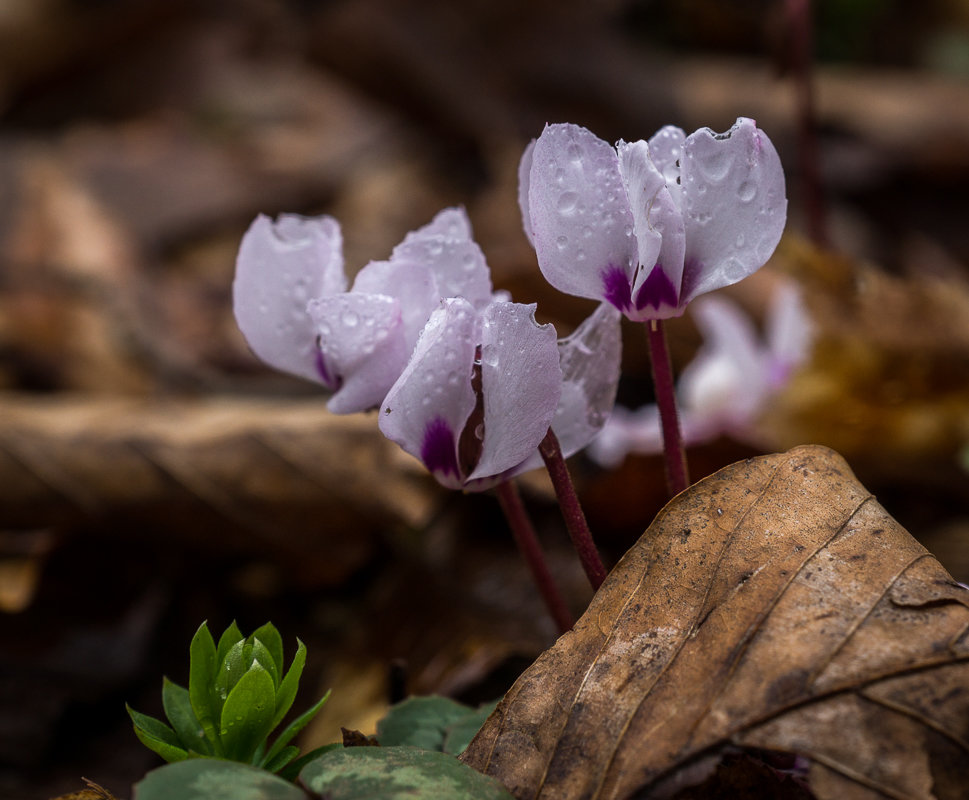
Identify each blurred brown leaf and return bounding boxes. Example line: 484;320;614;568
462;445;969;799
0;394;440;584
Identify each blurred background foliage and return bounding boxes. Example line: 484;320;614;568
1;1;968;797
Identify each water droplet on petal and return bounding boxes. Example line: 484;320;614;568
342;310;359;327
557;191;578;215
556;235;569;250
737;180;757;203
735;233;745;248
474;423;484;440
567;142;583;163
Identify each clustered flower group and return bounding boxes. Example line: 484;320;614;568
234;207;620;490
234;117;796;488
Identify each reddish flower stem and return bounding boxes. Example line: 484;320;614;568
495;480;574;634
645;319;689;497
787;0;828;247
538;428;607;591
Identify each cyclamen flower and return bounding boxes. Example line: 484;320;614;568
379;300;622;491
234;208;492;413
519;117;787;321
588;282;812;467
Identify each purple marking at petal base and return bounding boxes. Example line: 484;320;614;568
634;264;679;311
314;349;338;388
601;265;632;312
421;416;461;478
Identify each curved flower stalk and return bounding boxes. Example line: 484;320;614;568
233;208;493;414
519;117;787;321
589;282;813;467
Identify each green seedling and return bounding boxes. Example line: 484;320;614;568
127;621;330;778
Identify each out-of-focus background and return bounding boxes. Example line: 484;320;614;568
1;1;968;797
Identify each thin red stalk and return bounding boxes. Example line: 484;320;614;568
787;0;828;247
538;428;607;591
495;479;574;634
645;319;689;497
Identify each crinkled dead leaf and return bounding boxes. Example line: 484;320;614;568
462;445;969;799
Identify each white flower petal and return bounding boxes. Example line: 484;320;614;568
307;293;407;414
233;213;345;384
679;118;787;303
379;299;480;488
550;302;622;457
528;123;638;306
470;302;562;481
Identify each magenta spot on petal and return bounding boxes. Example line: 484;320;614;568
634;264;679;311
601;265;632;312
421;416;461;478
314;350;341;390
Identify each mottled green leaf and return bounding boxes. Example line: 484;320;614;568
220;663;276;762
376;696;475;752
162;678;212;755
133;759;305;800
442;700;500;756
271;638;306;729
299;746;515;799
251;623;284;678
278;743;342;782
188;622;220;753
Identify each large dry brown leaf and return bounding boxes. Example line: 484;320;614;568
462;445;969;800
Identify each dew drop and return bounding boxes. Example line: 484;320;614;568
557;191;578;215
576;249;586;262
556;235;569;250
696;149;732;183
735;233;745;248
342;310;359;327
474;423;484;440
582;225;593;238
318;321;331;336
737;180;757;203
567;142;583;163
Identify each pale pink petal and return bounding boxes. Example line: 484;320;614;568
765;281;813;386
679;118;787;303
518;139;537;247
307;293;407;414
391;227;493;309
528;123;637;307
647;125;686;206
352;260;439;353
550;302;622;457
586;404;663;467
469;302;561;481
403;206;473;242
379;299;480;489
233;213;345;384
678;296;768;428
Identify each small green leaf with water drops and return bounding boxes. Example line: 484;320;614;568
299;746;516;799
133;758;306;800
220;663;277;762
261;690;330;769
162;678;212;756
188;622;220;752
250;637;280;687
216;620;244;667
251;622;284;678
271;638;306;729
127;705;190;764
